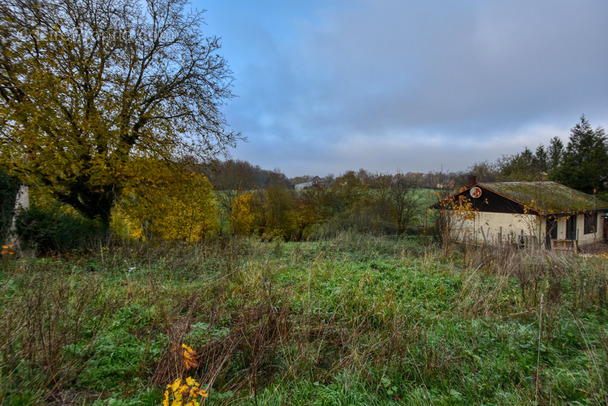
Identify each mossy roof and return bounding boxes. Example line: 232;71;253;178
479;181;608;214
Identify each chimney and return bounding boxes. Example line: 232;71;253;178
468;175;477;187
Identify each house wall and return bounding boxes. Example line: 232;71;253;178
554;213;604;245
452;212;541;245
294;182;311;191
450;211;605;247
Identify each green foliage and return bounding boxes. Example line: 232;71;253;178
213;172;430;241
298;172;422;237
473;116;608;195
552;115;608;194
256;183;299;240
498;146;548;181
75;305;168;391
0;168;20;245
0;237;607;404
547;136;564;171
15;204;104;253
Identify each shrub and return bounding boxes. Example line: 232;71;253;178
16;205;104;254
0;169;20;245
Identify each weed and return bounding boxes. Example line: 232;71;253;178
0;236;606;404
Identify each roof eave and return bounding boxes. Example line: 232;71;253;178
541;207;608;217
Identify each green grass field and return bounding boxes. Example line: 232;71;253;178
1;234;607;405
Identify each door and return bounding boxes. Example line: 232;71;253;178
566;215;577;241
545;217;558;249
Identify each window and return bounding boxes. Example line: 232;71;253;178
584;212;597;234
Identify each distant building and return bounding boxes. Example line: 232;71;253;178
435;182;453;190
294;176;324;191
431;181;608;250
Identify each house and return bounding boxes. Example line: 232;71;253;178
435;182;454;190
431;181;608;250
294;176;324;191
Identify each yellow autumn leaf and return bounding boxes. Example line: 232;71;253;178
170;378;182;392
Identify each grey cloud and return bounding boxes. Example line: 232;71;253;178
296;0;608;132
209;0;608;176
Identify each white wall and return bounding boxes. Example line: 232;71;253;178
452;212;541;245
562;213;604;245
450;210;604;247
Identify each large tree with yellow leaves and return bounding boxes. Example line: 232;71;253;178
0;0;238;227
114;158;218;242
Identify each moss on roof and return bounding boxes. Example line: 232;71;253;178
479;181;608;214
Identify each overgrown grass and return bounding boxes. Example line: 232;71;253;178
0;234;607;405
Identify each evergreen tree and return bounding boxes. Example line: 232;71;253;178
535;145;548;173
547;137;564;172
551;116;608;194
499;147;545;181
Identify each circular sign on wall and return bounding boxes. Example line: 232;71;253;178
470;187;482;199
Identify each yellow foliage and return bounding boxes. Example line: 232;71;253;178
110;206;146;241
1;244;15;256
181;344;199;370
28;187;80;216
229;193;255;235
295;201;318;237
163;343;208;406
115;159;218;242
0;0;238;225
163;377;208;406
432;187;479;250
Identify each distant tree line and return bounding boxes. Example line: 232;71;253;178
221;170;425;241
208;160;471;192
207;160;292;190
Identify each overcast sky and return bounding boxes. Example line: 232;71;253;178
199;0;608;178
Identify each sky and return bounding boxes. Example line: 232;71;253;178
198;0;608;178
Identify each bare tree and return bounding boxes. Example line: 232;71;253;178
388;173;420;234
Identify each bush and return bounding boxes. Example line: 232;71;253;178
0;169;20;245
16;205;104;254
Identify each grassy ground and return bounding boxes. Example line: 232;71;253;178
0;234;607;405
